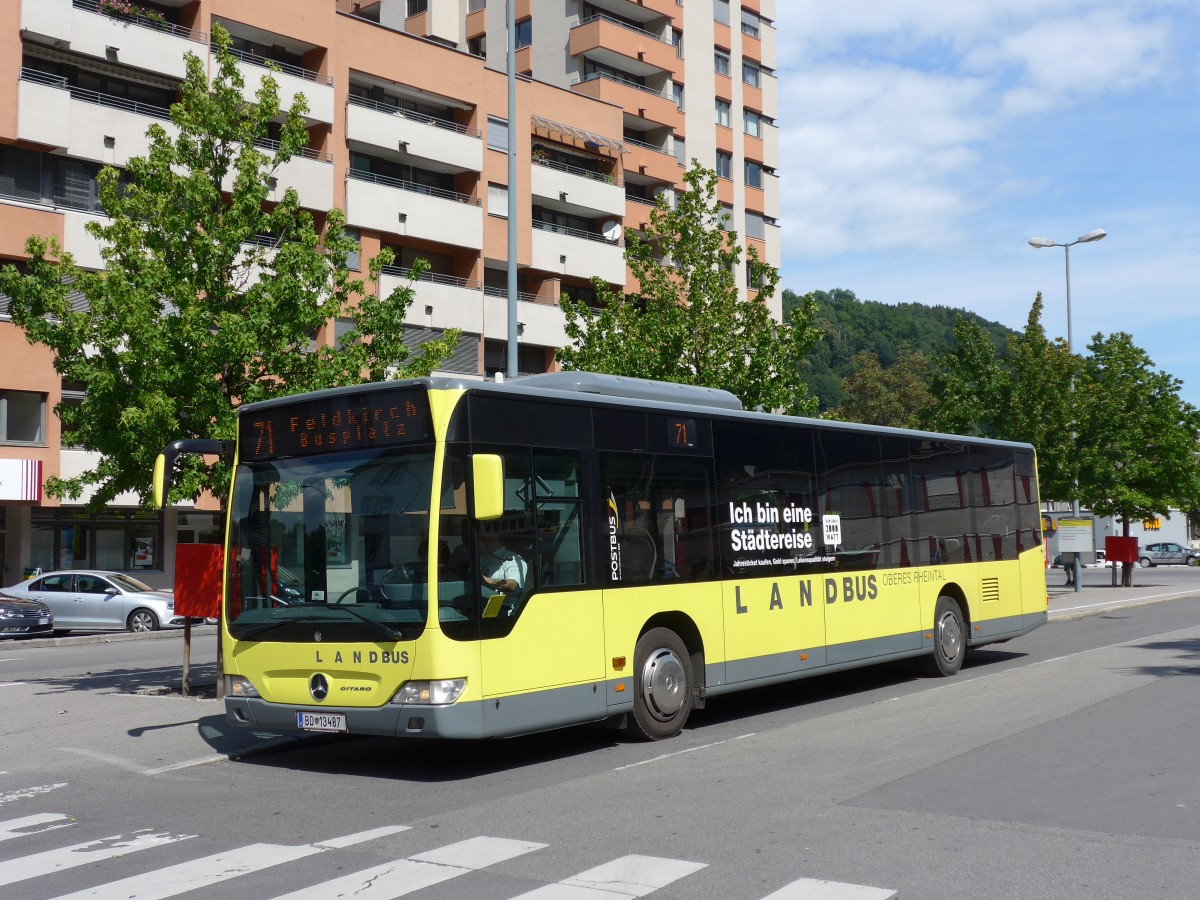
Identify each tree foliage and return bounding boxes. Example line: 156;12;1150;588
830;349;933;429
0;26;456;508
1074;332;1200;526
787;287;1013;413
558;162;820;414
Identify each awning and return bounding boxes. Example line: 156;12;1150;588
530;115;625;154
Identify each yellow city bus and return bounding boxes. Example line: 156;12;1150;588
153;373;1047;741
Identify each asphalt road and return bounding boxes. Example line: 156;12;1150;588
1;572;1199;898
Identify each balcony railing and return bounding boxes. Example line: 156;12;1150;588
532;155;621;188
533;219;620;245
20;67;173;120
380;266;483;291
484;285;541;304
253;137;333;163
572;71;670;100
348;95;481;139
72;0;207;43
347;169;480;206
216;43;333;86
575;14;673;46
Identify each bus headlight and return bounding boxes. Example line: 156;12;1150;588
226;675;260;698
391;679;466;705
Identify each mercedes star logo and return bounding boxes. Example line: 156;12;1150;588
310;673;329;702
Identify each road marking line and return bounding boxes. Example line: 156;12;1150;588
761;876;897;899
268;835;544;900
510;854;707;899
0;813;74;842
50;826;409;900
0;782;69;805
614;733;756;771
0;829;196;887
142;755;228;775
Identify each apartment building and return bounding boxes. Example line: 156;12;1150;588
0;0;778;585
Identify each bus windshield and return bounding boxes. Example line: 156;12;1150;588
226;446;439;642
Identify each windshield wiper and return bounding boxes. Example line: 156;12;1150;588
329;604;401;641
237;616;325;640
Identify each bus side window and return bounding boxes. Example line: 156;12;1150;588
601;453;713;583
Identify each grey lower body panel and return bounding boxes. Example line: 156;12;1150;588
969;611;1047;645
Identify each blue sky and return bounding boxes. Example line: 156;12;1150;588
773;2;1200;407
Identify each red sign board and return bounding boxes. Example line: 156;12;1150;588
1105;536;1139;565
174;544;223;618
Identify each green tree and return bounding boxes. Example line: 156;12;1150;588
558;162;820;414
830;349;933;428
925;314;1008;437
0;26;456;508
1074;332;1200;585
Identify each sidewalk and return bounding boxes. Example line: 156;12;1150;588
1046;568;1200;621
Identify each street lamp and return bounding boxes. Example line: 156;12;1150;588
1028;228;1106;592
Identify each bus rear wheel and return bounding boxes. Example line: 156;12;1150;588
626;627;694;741
918;596;965;677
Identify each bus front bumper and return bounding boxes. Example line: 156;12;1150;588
225;696;486;739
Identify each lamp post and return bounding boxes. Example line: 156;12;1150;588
1028;228;1106;592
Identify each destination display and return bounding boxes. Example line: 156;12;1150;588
240;387;431;461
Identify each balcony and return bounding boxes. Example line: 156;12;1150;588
531;158;625;219
346;96;482;174
571;74;681;131
22;0;206;81
583;0;678;21
18;69;176;165
622;136;681;185
379;267;487;334
482;289;568;345
569;15;678;78
219;44;335;125
530;220;624;284
345;171;482;249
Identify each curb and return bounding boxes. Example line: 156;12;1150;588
14;624;218;648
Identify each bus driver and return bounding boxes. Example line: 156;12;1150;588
480;522;528;596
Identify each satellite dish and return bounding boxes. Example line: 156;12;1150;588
601;220;622;242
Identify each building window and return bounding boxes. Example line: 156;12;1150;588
741;10;761;39
714;51;730;77
745;212;766;240
714;0;730;26
488;182;509;217
743;62;760;87
469;35;486;57
744;110;762;138
672;29;683;58
515;18;532;49
745;160;764;188
715;151;732;179
674;137;686;165
0;391;45;445
715;99;731;128
344;227;361;271
407;0;428;14
30;508;164;573
487;116;509;152
673;82;684;111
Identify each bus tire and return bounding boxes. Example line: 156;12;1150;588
626;627;694;741
918;596;965;677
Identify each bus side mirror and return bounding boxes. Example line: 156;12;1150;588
471;454;504;521
152;440;234;509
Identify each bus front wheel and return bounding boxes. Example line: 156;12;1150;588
626;627;694;740
918;596;965;677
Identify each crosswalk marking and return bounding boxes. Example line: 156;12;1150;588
48;825;410;900
268;835;547;900
0;782;68;805
0;810;899;899
510;854;708;899
761;877;898;899
0;812;74;842
0;829;196;888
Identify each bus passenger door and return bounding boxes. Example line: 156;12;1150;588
478;448;606;731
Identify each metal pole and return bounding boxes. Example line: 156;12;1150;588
1065;243;1081;593
505;0;519;379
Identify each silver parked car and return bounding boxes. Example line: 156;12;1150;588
1;571;185;633
1138;542;1200;568
0;592;54;639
